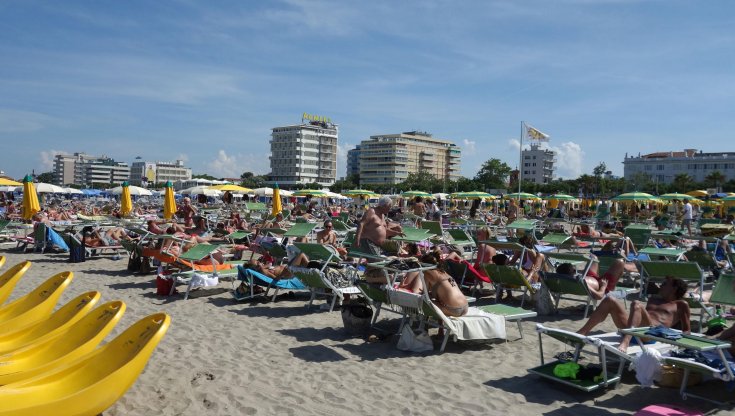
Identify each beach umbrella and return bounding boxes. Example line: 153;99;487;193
503;192;540;200
120;182;133;217
401;190;431;198
659;193;694;201
342;189;376;197
292;189;328;197
686;190;708;198
432;193;449;199
0;186;19;192
450;191;495;200
34;182;66;193
21;175;40;220
253;187;273;197
546;194;577;201
272;183;282;217
110;185;153;196
209;184;254;193
63;187;83;195
610;192;657;203
163;181;177;220
181;186;220;196
0;178;22;186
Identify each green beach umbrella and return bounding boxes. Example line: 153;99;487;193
401;191;431;198
342;189;378;197
292;189;327;197
659;193;695;201
545;194;578;201
610;192;657;202
450;191;495;200
503;192;540;200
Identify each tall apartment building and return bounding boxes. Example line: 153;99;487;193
521;144;555;184
357;131;461;187
130;160;192;186
53;153;130;186
623;149;735;184
346;145;361;178
269;115;338;187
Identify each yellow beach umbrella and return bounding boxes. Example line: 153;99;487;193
120;182;133;217
163;181;177;220
272;183;282;217
0;178;22;186
210;184;254;193
686;190;708;197
21;175;40;220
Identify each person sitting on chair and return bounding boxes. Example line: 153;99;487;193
555;255;624;300
316;220;347;258
577;276;691;352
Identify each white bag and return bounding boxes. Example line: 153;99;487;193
396;326;434;353
533;284;555;315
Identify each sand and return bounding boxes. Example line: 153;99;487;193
0;248;732;415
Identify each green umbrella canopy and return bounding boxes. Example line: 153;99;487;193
610;192;657;202
342;189;378;197
401;191;431;198
292;189;327;197
450;191;494;199
503;192;540;200
659;193;695;200
545;194;577;201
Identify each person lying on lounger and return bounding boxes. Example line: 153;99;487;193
397;249;469;317
83;227;131;247
577;276;690;352
555;256;624;300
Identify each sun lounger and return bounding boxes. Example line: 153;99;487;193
289;266;359;311
446;228;476;253
234;266;306;302
478;304;537;339
292;242;342;265
391;227;435;243
483;264;536;307
283;222;317;240
624;224;652;250
0;313;170;416
639;261;704;300
638;246;687;261
445;259;490;296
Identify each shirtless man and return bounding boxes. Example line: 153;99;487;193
178;197;198;227
578;276;690;352
412;196;426;217
354;196;404;259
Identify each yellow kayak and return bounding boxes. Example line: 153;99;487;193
0;300;125;385
0;313;170;416
0;291;100;355
0;261;31;305
0;271;73;334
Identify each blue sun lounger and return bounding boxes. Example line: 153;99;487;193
233;265;306;302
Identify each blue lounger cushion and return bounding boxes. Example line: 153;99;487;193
237;265;306;290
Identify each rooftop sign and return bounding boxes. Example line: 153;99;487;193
302;113;332;124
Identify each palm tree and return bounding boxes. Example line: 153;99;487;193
705;170;726;191
672;173;694;193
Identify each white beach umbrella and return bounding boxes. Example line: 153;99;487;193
181;186;221;196
278;189;293;197
0;186;19;192
34;182;66;193
432;193;449;199
64;187;84;195
253;187;274;197
109;185;153;196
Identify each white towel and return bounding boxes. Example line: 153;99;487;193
444;307;507;341
190;273;219;289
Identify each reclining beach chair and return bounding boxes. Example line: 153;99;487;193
637;246;688;261
478;303;537;340
420;220;446;243
620;326;734;404
506;219;539;242
283;222;317;242
289;265;359;311
542;252;598;318
234;266;306;302
697;272;735;328
446;228;476;255
623;224;652;251
540;232;579;252
639;261;704;299
445;258;490;296
483;264;536;308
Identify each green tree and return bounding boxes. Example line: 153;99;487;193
396;171;442;193
193;173;217;180
705;170;726;191
670;173;694;193
329;174;359;193
239;172;267;189
627;172;653;192
474;159;512;191
35;171;54;183
592;162;607;195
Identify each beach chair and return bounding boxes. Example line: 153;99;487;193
69;232;122;258
292;242;342;265
420;220;446;242
478;303;537;339
506;219;539;242
638;246;688;261
639;261;704;299
623;224;652;250
542;252;598;317
445;259;490;296
446;228;476;254
620;326;734;404
0;300;126;385
530;324;647;392
698;273;735;329
483;264;536;308
289;266;360;311
0;261;31;305
245;202;267;212
0;291;100;355
0;313;170;416
391;227;434;243
283;222;317;241
683;247;718;275
0;272;73;333
540;232;577;251
234;266;306;302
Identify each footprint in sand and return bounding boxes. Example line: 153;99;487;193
190;371;216;387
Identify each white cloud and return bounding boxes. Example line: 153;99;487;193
39;150;65;171
0;109;56;133
205;149;269;178
462;139;476;154
336;142;356;179
549;141;585;179
508;139;521;151
175;153;189;163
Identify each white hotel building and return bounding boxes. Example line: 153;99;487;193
268;116;338;187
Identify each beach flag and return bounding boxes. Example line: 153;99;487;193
272;183;282;217
526;124;550;141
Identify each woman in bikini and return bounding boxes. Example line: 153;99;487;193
509;234;546;284
398;250;468;317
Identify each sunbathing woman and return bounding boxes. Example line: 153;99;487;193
508;234;546;284
397;250;469;317
83;227;131;247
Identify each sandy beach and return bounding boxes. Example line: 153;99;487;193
1;248;732;416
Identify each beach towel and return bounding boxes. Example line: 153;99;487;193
443;307;506;341
48;228;69;251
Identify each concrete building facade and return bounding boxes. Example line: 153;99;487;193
346;145;361;178
623;149;735;184
53;153;130;187
521;144;555;184
269;116;338;187
130;160;192;187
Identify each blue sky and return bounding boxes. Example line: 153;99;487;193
1;0;734;181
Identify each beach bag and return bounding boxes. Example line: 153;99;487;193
396;326;434;353
156;274;176;296
340;298;372;335
69;239;86;263
127;255;142;272
533;283;554;315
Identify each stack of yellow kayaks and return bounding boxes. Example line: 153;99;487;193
0;261;171;416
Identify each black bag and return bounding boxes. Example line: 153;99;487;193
69;239;86;263
340;298;373;335
127;255;142;272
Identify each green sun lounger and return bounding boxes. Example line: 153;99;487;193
245;202;267;211
638;247;687;261
639;260;704;302
624;224;652;250
391;227;435;243
483;264;536;308
283;222;317;239
478;304;537;339
292;242;342;266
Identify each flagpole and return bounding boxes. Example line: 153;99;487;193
518;121;523;204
